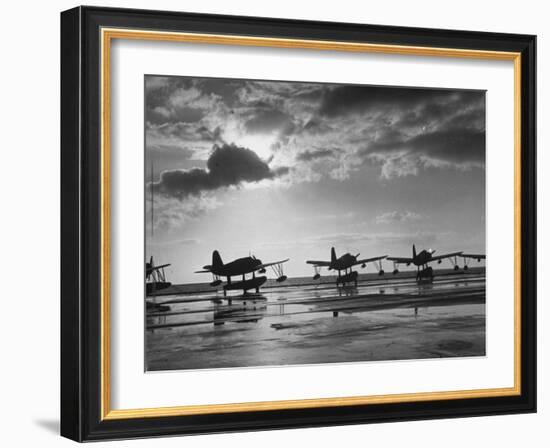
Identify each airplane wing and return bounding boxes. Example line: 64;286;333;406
256;258;290;269
354;255;387;266
429;251;463;262
148;263;171;271
386;257;413;263
462;253;486;260
306;260;331;266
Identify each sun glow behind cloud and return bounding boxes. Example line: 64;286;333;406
226;133;277;162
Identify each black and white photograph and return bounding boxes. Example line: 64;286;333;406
144;75;487;371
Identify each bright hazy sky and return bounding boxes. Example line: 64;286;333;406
145;75;486;284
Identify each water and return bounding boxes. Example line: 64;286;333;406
146;269;485;371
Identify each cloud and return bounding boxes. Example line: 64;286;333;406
146;122;226;162
301;118;334;135
319;85;483;119
147;122;222;145
152;143;288;199
311;85;486;178
410;129;485;164
145;75;486;185
365;128;485;178
244;108;293;134
370;153;421;179
319;85;440;117
145;77;226;125
375;211;422;224
369;129;485;163
296;148;336;162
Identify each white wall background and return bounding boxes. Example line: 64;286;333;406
0;0;546;446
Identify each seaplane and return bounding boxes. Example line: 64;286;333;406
387;245;469;283
195;250;289;296
145;256;171;295
306;247;387;287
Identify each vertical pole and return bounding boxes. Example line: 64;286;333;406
151;159;154;238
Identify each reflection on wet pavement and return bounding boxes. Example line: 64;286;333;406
146;272;485;371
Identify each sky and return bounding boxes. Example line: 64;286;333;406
145;75;486;284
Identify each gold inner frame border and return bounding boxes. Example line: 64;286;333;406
99;27;522;420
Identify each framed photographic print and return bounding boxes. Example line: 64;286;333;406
60;6;536;441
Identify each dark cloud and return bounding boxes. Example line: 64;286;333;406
302;118;333;135
318;86;485;131
296;148;336;162
443;106;486;132
196;125;223;142
152;143;288;199
167;107;206;124
367;128;485;165
193;78;243;107
313;85;485;176
409;129;485;164
319;85;444;117
395;95;485;133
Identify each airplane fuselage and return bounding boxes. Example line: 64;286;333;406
330;253;357;271
199;250;288;297
412;250;433;267
211;256;263;277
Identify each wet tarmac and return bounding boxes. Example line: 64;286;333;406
146;271;485;371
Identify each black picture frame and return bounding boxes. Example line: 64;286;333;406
61;5;536;442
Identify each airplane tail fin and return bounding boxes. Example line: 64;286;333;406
413;244;417;259
212;250;224;271
331;247;337;264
